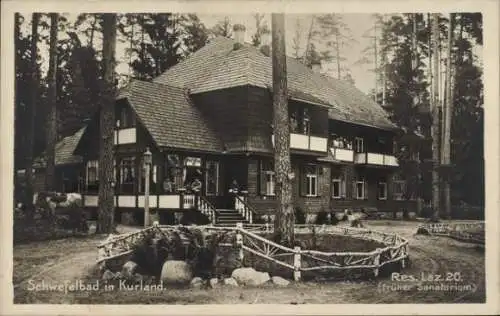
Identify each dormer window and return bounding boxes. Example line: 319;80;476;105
117;106;136;128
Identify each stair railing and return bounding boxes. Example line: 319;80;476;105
197;195;218;224
234;194;255;224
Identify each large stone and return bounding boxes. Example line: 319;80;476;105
190;277;204;288
102;269;115;281
271;276;290;287
209;278;219;288
160;260;193;285
223;277;238;287
122;261;138;280
231;267;270;286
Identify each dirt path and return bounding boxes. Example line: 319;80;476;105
13;221;485;304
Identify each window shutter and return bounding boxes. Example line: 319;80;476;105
259;161;266;195
364;180;369;200
352;181;357;199
301;167;307;196
341;179;346;198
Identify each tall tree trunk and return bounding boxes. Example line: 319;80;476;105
97;13;117;234
335;33;341;79
25;13;40;212
431;13;441;220
271;13;294;246
442;13;454;219
373;23;378;103
45;13;58;191
303;16;315;65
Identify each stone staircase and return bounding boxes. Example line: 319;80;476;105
215;209;250;225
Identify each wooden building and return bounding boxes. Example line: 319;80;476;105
58;36;419;225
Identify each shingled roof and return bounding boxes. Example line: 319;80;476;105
117;80;224;153
154;37;396;130
34;127;86;168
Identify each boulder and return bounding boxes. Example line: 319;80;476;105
223;277;238;286
231;267;270;286
190;277;204;288
102;269;115;281
271;276;290;287
122;261;138;280
209;278;219;288
133;273;144;284
160;260;193;285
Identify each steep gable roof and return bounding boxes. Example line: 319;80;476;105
34;127;86;168
118;80;223;153
154;37;396;130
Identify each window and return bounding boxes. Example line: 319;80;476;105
163;154;181;193
289;105;311;135
205;161;219;195
332;176;346;199
354;137;364;153
117;106;136;128
119;157;136;185
302;165;318;197
86;160;98;187
354;178;366;200
260;160;275;196
393;179;406;200
378;182;387;200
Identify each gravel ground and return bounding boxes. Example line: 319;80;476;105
13;221;485;304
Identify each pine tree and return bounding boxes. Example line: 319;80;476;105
97;13;117;234
181;14;210;54
271;13;294;246
211;16;232;38
251;14;269;46
24;13;40;212
315;14;356;79
44;13;58;191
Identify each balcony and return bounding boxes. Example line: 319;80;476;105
354;152;399;167
272;133;328;153
330;147;354;162
114;128;136;145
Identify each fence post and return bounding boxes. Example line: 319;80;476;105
236;222;244;261
373;249;381;277
401;245;407;269
294;246;301;281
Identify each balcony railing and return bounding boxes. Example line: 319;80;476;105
114;128;136;145
354;152;399;167
272;133;328;153
330;147;354;162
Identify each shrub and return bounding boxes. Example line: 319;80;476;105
295;207;306;224
315;210;330;225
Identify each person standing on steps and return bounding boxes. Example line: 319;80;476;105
228;179;240;209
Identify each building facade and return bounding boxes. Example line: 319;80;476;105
51;36;420;225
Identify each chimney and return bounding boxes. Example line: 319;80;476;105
311;61;322;74
233;24;246;50
259;29;271;56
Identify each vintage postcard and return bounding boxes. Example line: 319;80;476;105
1;0;499;315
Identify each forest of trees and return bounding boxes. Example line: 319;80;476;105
14;13;484;229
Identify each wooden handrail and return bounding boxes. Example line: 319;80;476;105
198;195;218;224
235;195;256;223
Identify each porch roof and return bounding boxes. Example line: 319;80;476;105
33;126;86;168
117;80;224;153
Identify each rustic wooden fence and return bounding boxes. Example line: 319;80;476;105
417;221;485;245
97;222;409;281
